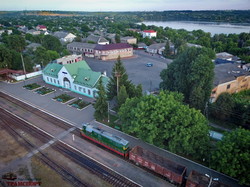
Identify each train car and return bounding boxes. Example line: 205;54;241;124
186;170;231;187
129;146;186;185
81;123;130;157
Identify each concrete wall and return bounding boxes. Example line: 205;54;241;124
11;71;42;81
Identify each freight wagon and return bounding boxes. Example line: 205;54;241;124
129;146;186;185
186;170;230;187
81;123;130;157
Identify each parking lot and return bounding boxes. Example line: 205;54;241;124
85;50;172;92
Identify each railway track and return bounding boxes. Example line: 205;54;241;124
0;108;140;187
0;92;72;130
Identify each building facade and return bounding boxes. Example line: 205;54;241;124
42;60;109;98
67;42;96;57
121;36;137;44
210;63;250;102
94;43;133;61
142;30;157;38
54;54;83;65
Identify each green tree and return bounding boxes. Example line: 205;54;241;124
107;56;130;100
42;35;62;52
160;47;215;111
211;128;250;185
119;91;210;159
118;85;129;108
209;92;235;121
115;33;121;43
7;35;26;52
94;78;108;120
34;47;50;66
162;40;171;57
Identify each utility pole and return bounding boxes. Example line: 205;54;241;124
20;53;27;79
107;101;110;123
115;70;121;97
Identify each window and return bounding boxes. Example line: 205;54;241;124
57;80;59;85
83;88;86;93
54;79;56;84
74;85;77;90
227;84;231;89
79;87;82;92
47;77;49;81
88;89;91;95
50;78;52;82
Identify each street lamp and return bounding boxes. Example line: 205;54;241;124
205;174;219;187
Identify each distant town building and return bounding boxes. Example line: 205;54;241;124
53;54;83;65
42;60;109;98
0;30;12;35
210;63;250;102
84;34;109;45
94;43;133;61
25;43;42;51
53;31;76;43
121;36;137;44
146;43;166;54
26;29;41;35
67;42;96;57
142;30;157;38
36;25;47;31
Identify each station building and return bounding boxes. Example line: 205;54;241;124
42;60;109;98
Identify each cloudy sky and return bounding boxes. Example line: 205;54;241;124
1;0;250;11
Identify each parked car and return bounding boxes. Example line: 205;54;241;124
146;63;153;67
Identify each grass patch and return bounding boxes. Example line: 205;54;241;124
69;99;89;109
53;94;74;103
23;83;41;90
35;87;54;95
97;114;121;129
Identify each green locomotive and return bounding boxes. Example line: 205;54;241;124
81;123;130;157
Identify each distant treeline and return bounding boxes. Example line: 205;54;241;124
1;10;250;23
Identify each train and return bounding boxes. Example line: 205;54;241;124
81;123;230;187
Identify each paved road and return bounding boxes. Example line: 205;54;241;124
85;50;172;92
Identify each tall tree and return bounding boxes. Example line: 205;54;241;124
107;56;130;100
119;91;210;159
115;33;121;43
7;35;26;52
117;85;128;108
94;78;108;121
160;47;215;111
211;128;250;185
42;35;62;52
162;40;171;57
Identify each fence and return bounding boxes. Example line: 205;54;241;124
10;71;42;81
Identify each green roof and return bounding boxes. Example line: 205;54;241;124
42;63;62;78
64;60;91;77
74;68;101;88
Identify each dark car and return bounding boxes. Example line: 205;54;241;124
146;63;153;67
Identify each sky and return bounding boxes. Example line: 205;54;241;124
1;0;250;11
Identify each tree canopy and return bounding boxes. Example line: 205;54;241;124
211;128;250;185
119;91;210;159
160;47;215;111
94;78;108;120
107;56;142;101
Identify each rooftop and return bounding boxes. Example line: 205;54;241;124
143;30;157;33
214;63;250;86
94;43;132;51
67;42;96;49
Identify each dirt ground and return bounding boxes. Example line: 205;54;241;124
0;127;28;169
41;146;112;187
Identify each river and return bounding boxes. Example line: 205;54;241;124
141;21;250;35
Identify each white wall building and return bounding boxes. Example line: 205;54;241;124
142;30;157;38
42;60;109;98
